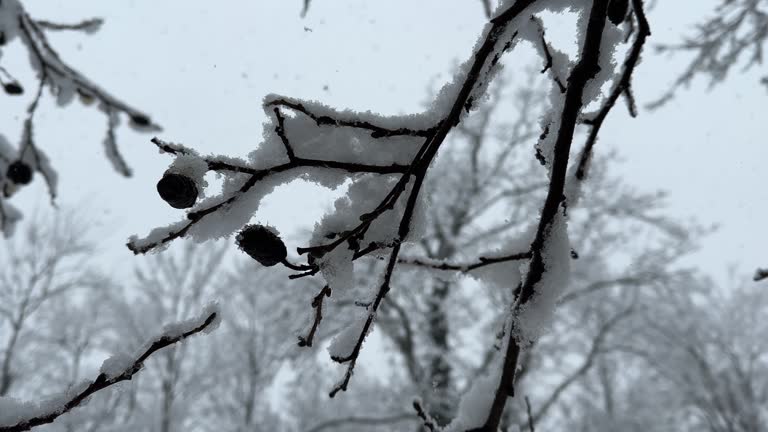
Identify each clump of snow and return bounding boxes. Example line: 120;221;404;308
249;123;292;170
442;321;510;431
100;303;220;382
445;365;502;430
298;167;349;191
514;212;571;343
168;154;210;198
404;182;431;244
317;245;355;296
0;201;23;237
508;0;577;16
328;312;370;361
0;380;94;428
53;78;77;107
0;396;36;427
564;161;585;205
477;260;521;293
582;21;623;105
99;352;133;379
160;301;221;338
186;171;284;243
468;243;530;291
310;174;404;260
127;220;188;253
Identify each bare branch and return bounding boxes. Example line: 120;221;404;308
480;0;493;18
524;396;535;432
650;0;768;106
297;285;331;347
35;18;103;33
413;399;438;432
525;307;634;427
300;0;311;18
398;250;532;273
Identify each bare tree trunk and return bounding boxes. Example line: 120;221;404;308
243;349;259;428
424;279;454;426
597;359;615;419
418;222;462;427
0;322;23;396
159;351;178;432
160;377;174;432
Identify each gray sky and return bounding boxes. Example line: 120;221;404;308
2;0;766;287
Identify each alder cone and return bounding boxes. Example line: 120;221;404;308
6;161;33;185
607;0;629;25
3;82;23;95
156;172;198;209
77;89;95;105
130;114;151;127
236;224;287;267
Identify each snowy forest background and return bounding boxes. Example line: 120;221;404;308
1;0;767;431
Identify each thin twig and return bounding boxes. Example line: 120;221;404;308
35;18;103;32
524;396;535;432
297;285;331;347
398;250;532;273
576;0;651;181
265;97;439;138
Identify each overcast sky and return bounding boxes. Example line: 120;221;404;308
2;0;766;287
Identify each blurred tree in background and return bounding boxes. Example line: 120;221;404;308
1;0;767;431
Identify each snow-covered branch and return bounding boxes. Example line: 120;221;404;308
397;251;532;273
441;1;651;430
576;0;650;180
0;305;219;432
131;0;651;425
0;0;159;236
